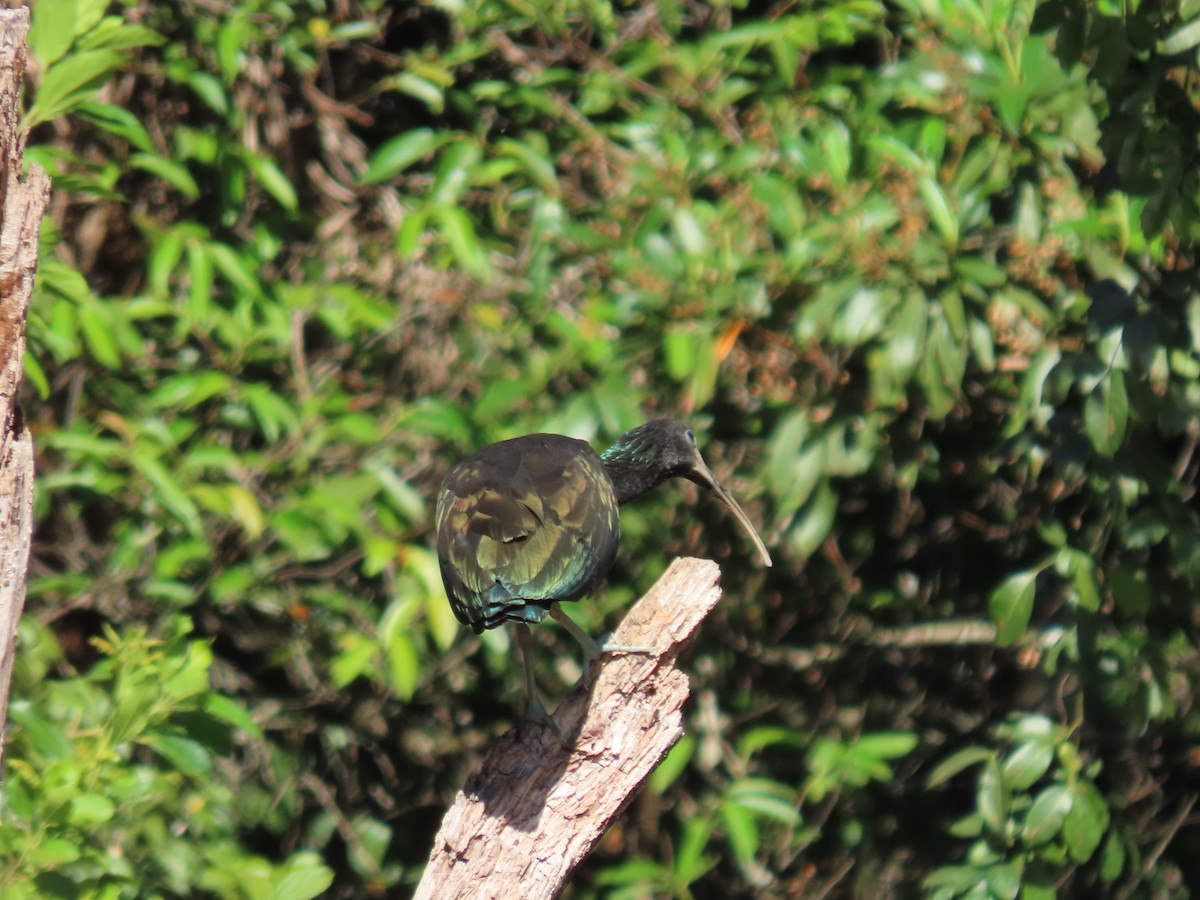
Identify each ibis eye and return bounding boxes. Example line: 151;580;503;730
685;429;695;444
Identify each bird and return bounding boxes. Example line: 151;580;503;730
435;419;772;727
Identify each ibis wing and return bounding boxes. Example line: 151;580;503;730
436;439;620;632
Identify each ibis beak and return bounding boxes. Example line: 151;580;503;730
685;454;773;568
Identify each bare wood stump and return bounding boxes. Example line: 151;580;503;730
0;7;50;776
414;557;723;900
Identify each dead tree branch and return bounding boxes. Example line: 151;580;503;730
0;7;50;776
414;557;723;900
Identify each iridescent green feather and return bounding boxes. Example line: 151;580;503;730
435;434;620;633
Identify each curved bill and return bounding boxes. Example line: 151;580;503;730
684;453;773;567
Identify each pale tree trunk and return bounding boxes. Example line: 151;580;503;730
0;7;50;777
415;557;723;899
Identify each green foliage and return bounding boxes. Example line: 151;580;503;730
6;0;1200;895
1;618;332;898
924;715;1113;898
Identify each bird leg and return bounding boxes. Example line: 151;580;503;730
549;604;654;663
516;623;561;739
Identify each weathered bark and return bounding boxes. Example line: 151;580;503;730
0;7;49;776
415;557;723;900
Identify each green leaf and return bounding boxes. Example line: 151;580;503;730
1009;714;1056;742
1108;565;1151;615
926;746;993;788
245;153;299;210
216;13;254;84
430;139;480;205
385;631;420;701
923;864;985;894
854;731;919;759
26;49;128;128
330;633;378;689
1002;740;1054;790
22;352;50;399
72;0;108;37
880;288;928;387
75;101;154;151
496;137;559;193
1063;547;1101;612
1023;784;1072;845
162;640;213;700
977;757;1007;834
78;299;121;368
720;802;758;865
672;206;708;255
30;0;78;67
130;153;201;199
819;120;851;185
787;481;837;559
361;128;446;184
918;174;958;247
28;837;81;867
767;411;825;519
664;326;700;381
225;484;265;540
203;693;264;739
1063;780;1109;862
149;371;232;410
832;287;888;347
185;71;229;115
726;778;800;825
272;853;336;900
143;731;214;779
674;815;718;886
433;205;491;280
984;858;1022;900
1084;370;1127;455
989;569;1037;647
130;453;204;537
346;816;391;877
650;735;695;794
67;793;116;826
1159;18;1200;54
207;242;263;298
736;726;806;758
75;21;165;52
1100;830;1126;882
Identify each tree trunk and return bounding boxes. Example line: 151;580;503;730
0;6;50;777
415;557;722;899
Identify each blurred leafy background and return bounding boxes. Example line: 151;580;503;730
4;0;1200;896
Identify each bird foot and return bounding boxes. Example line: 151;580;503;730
593;639;655;660
550;605;655;663
525;697;570;749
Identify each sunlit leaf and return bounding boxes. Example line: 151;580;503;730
26;49;128;127
1084;370;1128;456
989;569;1038;647
30;0;79;67
362;129;447;184
1002;740;1054;791
1063;780;1109;862
272;853;336;900
977;757;1007;834
1023;784;1072;845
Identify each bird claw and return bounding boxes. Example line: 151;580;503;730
550;605;655;662
525;699;570;749
594;630;655;657
593;640;655;660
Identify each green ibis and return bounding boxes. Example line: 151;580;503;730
435;419;772;725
